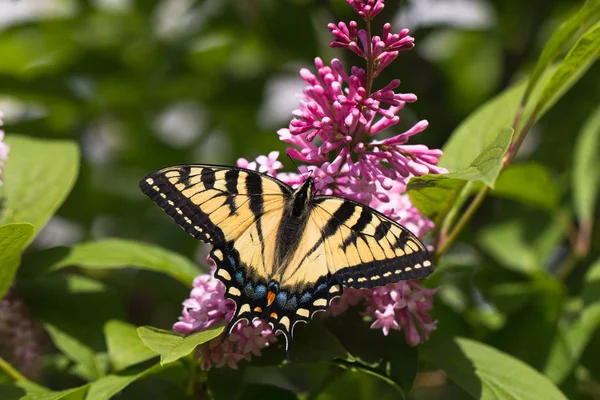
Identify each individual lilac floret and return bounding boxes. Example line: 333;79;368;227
237;151;283;177
346;0;385;20
173;263;276;370
0;111;9;186
0;291;45;378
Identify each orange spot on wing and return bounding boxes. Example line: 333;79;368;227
254;306;262;313
267;291;276;306
270;312;278;319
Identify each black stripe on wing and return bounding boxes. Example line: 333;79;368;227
313;197;434;288
139;168;227;246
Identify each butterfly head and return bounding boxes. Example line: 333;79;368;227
291;177;314;217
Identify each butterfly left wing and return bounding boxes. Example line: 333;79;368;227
267;196;434;354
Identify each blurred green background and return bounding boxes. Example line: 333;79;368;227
1;0;599;398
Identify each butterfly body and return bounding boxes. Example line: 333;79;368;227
140;164;434;359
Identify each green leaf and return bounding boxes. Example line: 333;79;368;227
84;363;163;400
522;0;600;105
0;135;79;241
289;323;347;364
543;259;600;383
573;105;600;223
239;384;297;400
20;384;88;400
544;303;600;384
421;337;568;400
18;275;125;381
0;381;87;400
325;309;417;396
137;325;224;365
51;239;200;287
583;258;600;305
477;207;565;274
441;58;591;173
104;320;157;372
533;22;600;119
207;368;245;400
0;223;34;298
491;162;559;211
408;128;512;220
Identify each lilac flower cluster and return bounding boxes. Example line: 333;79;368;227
173;260;275;370
0;111;9;186
174;0;445;369
0;291;45;378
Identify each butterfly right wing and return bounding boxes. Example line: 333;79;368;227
310;196;434;288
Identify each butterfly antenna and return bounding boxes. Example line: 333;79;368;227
287;154;302;176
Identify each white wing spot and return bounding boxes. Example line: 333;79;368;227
217;269;231;280
405;267;412;271
168;200;175;206
145;178;154;185
414;263;422;269
383;272;392;277
370;275;381;281
228;287;241;296
357;277;367;283
297;308;310;318
313;299;327;307
184;217;191;224
280;316;291;330
423;260;432;267
153;186;160;192
176;208;183;215
160;193;167;199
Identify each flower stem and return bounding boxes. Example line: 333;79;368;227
0;356;26;382
186;355;198;396
365;19;374;97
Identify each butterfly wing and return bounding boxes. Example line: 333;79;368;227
140;165;294;333
266;196;434;354
310;196;434;287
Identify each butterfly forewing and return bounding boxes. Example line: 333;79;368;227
139;165;291;246
310;196;433;288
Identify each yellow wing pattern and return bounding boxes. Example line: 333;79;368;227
140;164;434;360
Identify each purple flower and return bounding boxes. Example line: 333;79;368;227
346;0;385;20
173;260;277;370
0;290;46;378
237;151;283;177
0;111;9;186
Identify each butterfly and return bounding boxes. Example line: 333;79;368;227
140;164;434;359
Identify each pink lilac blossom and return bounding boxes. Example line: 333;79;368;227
174;0;445;369
0;290;46;378
0;111;9;186
173;259;276;370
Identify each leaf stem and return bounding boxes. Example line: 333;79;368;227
435;186;489;262
0;356;26;382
